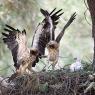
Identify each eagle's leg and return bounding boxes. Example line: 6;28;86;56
52;60;57;70
47;60;52;70
52;64;55;70
57;62;61;69
52;62;56;70
47;61;55;70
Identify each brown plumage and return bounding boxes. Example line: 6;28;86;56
47;41;59;70
46;13;76;70
2;8;63;81
2;25;39;81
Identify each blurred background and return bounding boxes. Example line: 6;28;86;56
0;0;93;76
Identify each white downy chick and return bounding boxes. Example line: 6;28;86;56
70;57;83;72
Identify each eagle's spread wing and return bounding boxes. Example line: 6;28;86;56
2;25;28;69
56;12;76;43
31;9;63;67
32;8;63;56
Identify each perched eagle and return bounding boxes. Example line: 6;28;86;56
2;8;63;81
46;13;76;70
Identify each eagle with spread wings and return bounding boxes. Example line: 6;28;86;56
46;12;76;70
2;8;63;81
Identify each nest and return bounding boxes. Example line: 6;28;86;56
0;69;95;95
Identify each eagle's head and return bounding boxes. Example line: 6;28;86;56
30;48;39;56
30;48;39;67
46;41;59;49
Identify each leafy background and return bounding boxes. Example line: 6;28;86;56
0;0;93;76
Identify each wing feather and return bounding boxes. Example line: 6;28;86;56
32;8;63;56
32;10;50;55
2;25;28;69
56;12;76;43
31;8;64;67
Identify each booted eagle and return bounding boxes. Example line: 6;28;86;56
46;13;76;70
2;8;63;81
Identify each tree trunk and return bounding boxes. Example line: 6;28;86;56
87;0;95;71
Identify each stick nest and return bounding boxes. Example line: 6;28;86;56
0;69;95;95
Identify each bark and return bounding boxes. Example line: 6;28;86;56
87;0;95;71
